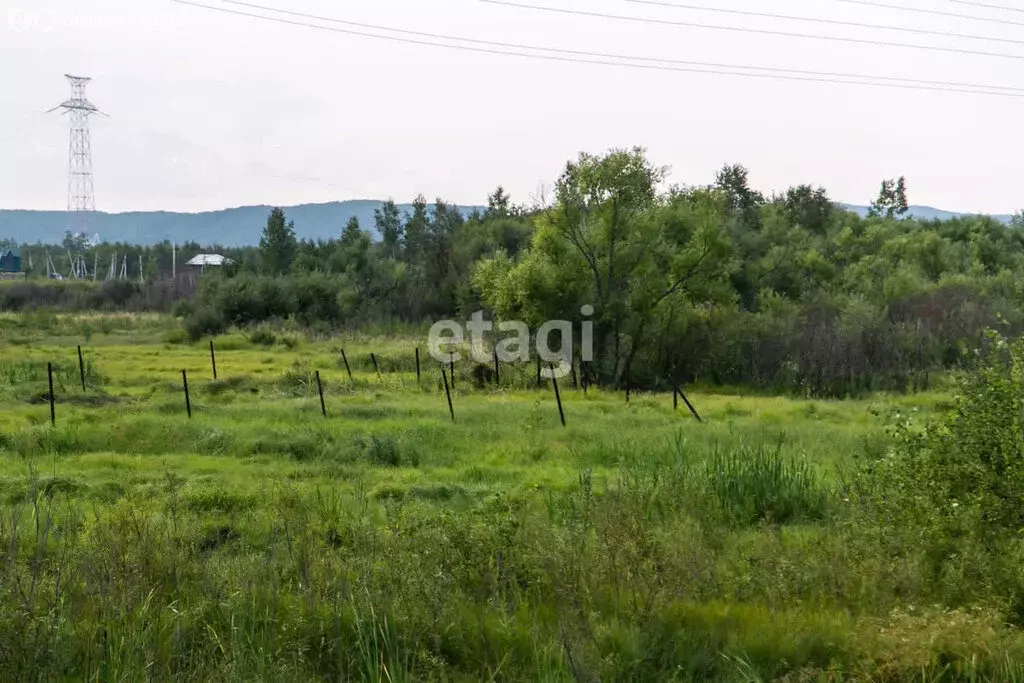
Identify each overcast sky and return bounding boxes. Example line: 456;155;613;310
3;0;1023;214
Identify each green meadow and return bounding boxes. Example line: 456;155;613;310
1;313;1023;681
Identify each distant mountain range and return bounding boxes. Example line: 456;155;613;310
840;204;1015;224
0;201;484;247
0;201;1013;247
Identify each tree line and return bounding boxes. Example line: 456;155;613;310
7;147;1024;397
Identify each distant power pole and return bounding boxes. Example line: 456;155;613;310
48;74;105;239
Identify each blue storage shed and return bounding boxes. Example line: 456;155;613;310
0;248;20;273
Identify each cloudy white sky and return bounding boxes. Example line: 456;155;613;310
2;0;1022;214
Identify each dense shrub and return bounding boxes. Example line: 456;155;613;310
708;443;828;525
192;273;353;328
643;285;1008;397
843;330;1024;610
184;306;226;341
0;279;188;313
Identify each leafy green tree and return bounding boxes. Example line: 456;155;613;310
780;185;834;235
341;216;362;246
403;195;430;264
485;186;513;219
869;177;910;219
335;217;372;288
62;230;90;254
374;199;403;259
259;208;298;275
715;163;764;231
477;147;734;385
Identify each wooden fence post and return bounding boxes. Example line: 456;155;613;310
182;370;192;419
209;340;218;380
47;362;55;426
316;370;326;417
675;385;703;423
341;349;353;382
441;364;455;422
551;363;566;427
77;345;86;391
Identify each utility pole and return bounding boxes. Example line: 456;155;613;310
49;75;104;244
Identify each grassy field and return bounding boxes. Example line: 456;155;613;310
1;313;1023;681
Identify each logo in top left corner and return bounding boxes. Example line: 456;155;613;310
7;8;37;33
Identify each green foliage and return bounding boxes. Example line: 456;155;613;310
184;306;226;342
708;442;828;525
862;330;1024;540
374;198;403;259
259;207;298;275
4;323;1024;678
15;149;1024;401
869;176;910;219
246;326;277;347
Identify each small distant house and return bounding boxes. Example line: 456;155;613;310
0;247;20;273
184;254;233;273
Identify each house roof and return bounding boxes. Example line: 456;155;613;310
1;247;20;258
185;254;232;267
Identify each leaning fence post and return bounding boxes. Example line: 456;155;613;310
47;362;55;426
441;364;455;422
415;347;421;384
675;385;702;423
536;355;542;389
209;340;218;380
316;370;326;417
77;345;86;391
182;370;192;419
341;349;353;382
449;352;455;390
493;349;500;386
370;353;381;382
550;363;566;427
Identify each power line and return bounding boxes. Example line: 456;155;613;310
833;0;1024;27
204;0;1024;93
949;0;1024;13
480;0;1024;62
169;0;1024;97
626;0;1024;47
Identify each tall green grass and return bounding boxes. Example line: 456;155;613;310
0;314;1018;680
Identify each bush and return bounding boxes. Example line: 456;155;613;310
863;330;1024;540
0;279;186;313
184;307;226;342
359;434;419;468
247;326;277;346
708;442;829;525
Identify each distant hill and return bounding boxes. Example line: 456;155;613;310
841;204;1015;224
0;201;1014;247
0;201;485;247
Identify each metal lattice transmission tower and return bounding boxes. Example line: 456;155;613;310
49;74;105;236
